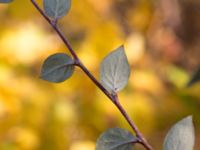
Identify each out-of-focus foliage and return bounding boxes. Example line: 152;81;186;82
187;68;200;87
0;0;200;149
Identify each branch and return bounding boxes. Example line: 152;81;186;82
30;0;78;60
30;1;153;150
113;95;153;150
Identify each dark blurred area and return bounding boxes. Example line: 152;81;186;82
0;0;200;149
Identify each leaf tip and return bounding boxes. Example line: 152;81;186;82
183;115;194;125
116;45;125;52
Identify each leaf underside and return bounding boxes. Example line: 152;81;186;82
163;116;195;150
100;45;130;94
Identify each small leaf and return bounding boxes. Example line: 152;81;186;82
187;68;200;87
100;45;130;94
96;128;137;150
163;116;195;150
0;0;13;3
43;0;71;19
40;53;75;83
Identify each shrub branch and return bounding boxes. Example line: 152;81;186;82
30;0;153;149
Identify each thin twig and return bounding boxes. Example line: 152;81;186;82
30;0;78;60
113;94;153;150
30;1;153;149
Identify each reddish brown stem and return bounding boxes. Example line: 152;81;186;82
113;95;153;150
30;1;153;150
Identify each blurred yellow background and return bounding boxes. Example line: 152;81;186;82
0;0;200;149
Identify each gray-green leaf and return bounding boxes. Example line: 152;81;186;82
0;0;13;3
100;45;130;94
43;0;71;19
96;128;137;150
163;116;195;150
40;53;75;83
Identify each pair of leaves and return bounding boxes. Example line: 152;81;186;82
0;0;73;81
163;116;195;150
41;46;130;96
43;0;71;19
96;128;137;150
96;116;195;150
0;0;13;3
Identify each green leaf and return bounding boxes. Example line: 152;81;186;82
187;68;200;87
163;116;195;150
40;53;75;83
0;0;13;3
100;45;130;94
96;128;137;150
43;0;71;19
